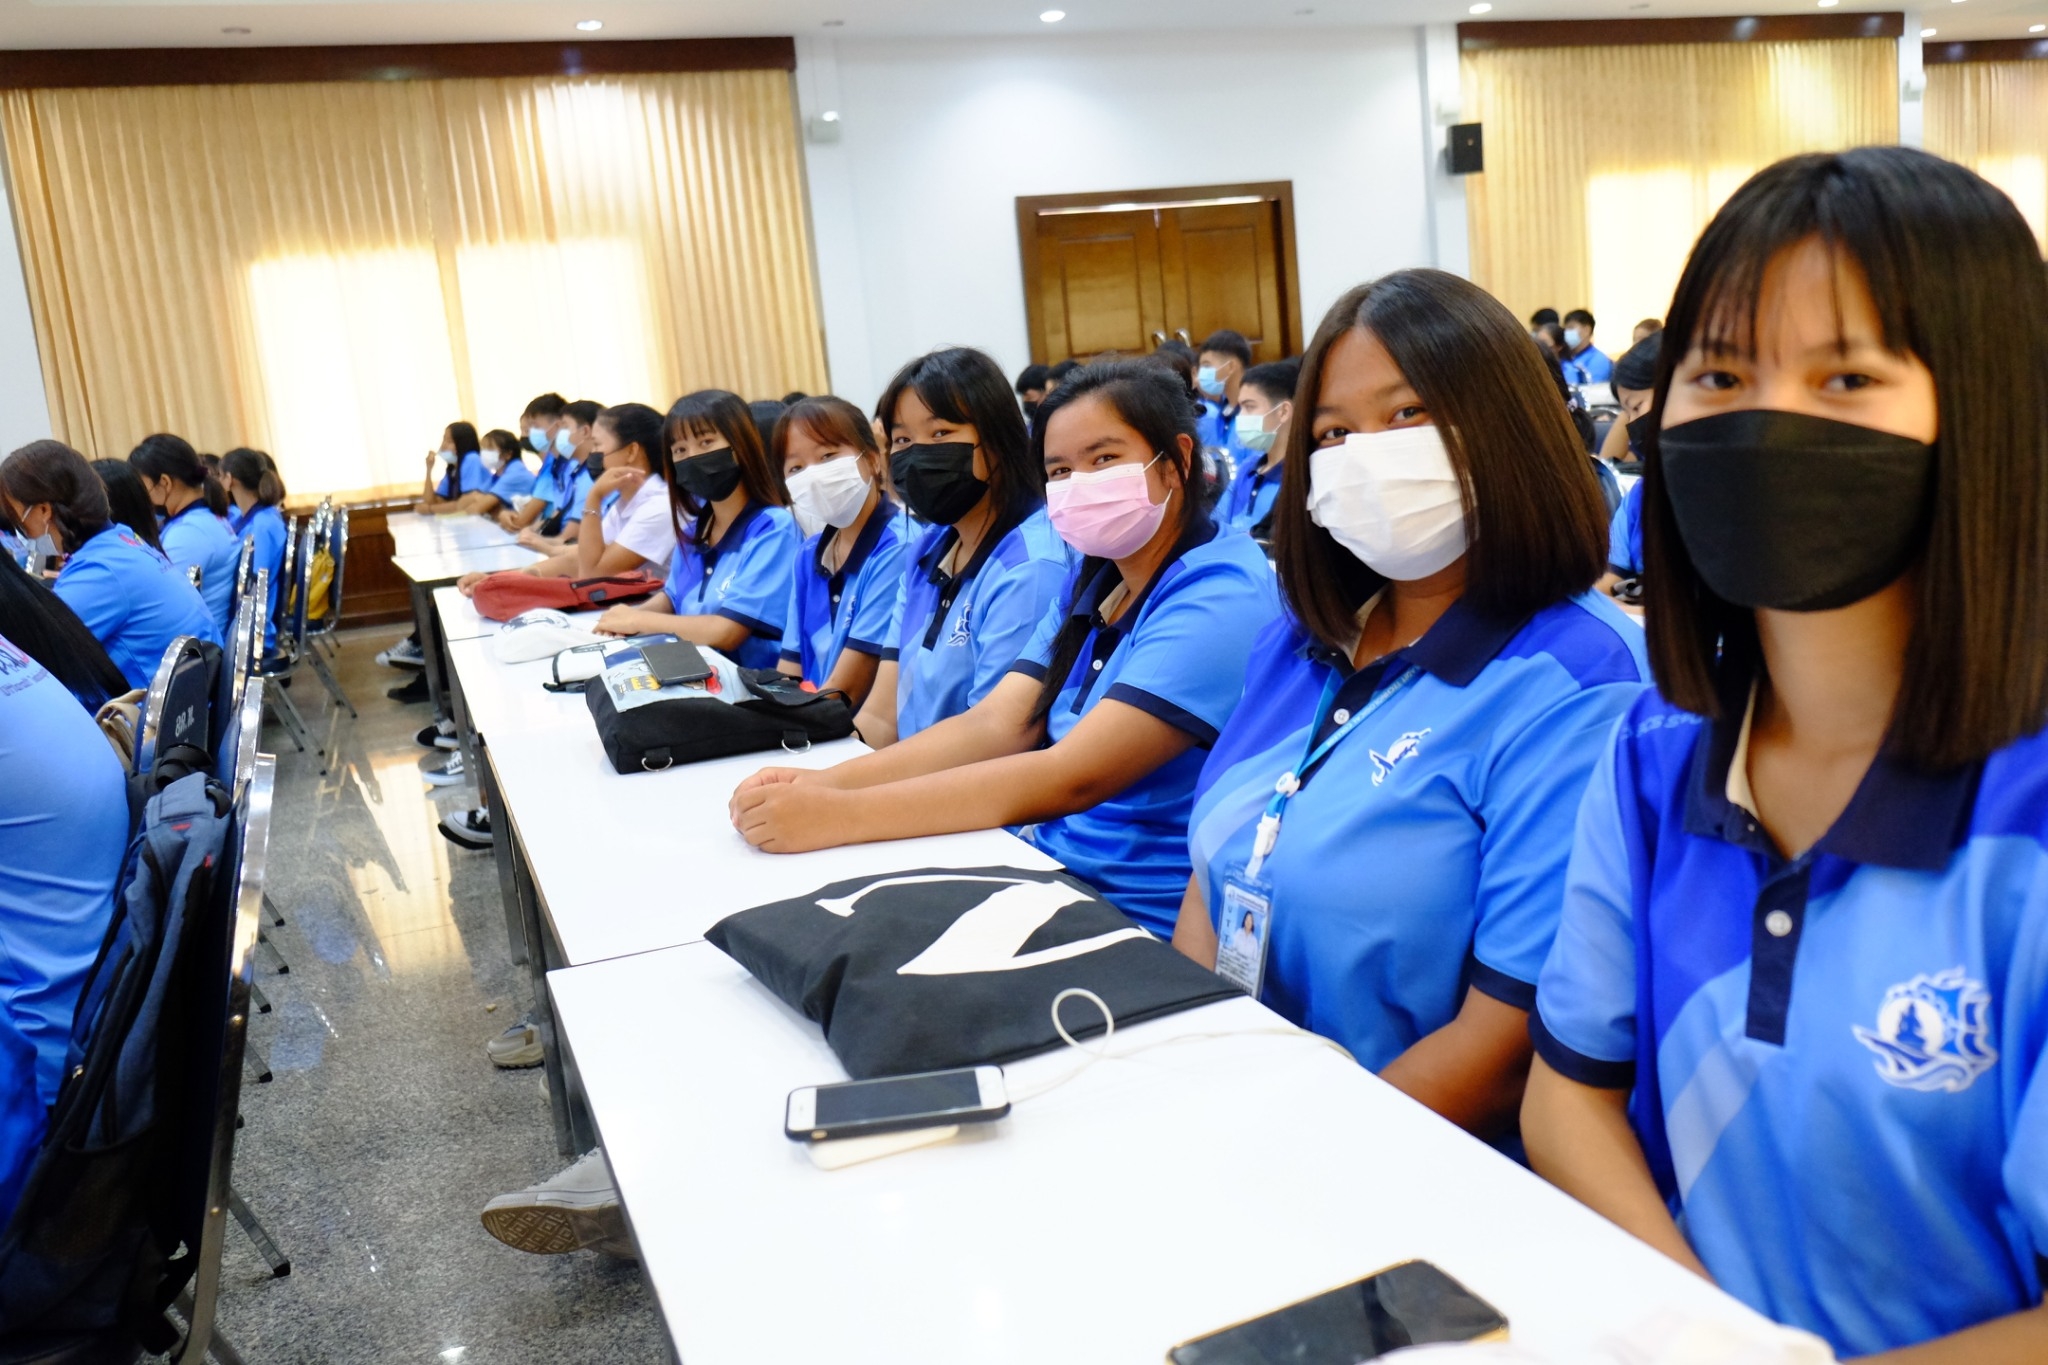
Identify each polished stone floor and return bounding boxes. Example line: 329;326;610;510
214;628;668;1364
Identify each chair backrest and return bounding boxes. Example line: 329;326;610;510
185;564;202;591
268;518;300;651
211;597;260;787
232;535;254;599
138;636;221;783
310;501;348;635
171;704;269;1365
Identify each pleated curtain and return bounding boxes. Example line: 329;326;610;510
0;70;827;497
1461;38;1899;334
1926;60;2048;252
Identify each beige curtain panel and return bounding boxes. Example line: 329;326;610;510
1;69;827;497
1462;38;1898;337
1927;61;2048;252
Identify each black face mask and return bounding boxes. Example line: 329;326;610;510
674;447;743;504
890;441;988;526
1625;412;1656;461
585;449;606;476
1659;408;1934;612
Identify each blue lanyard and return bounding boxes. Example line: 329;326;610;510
1243;663;1421;880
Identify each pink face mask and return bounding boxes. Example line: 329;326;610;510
1045;455;1171;559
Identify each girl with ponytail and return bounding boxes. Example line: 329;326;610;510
130;432;241;633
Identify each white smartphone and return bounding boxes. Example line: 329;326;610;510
785;1065;1009;1142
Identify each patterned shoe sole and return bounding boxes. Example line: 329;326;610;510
480;1201;622;1255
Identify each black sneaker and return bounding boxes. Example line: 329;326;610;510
439;807;492;850
415;719;459;751
388;673;431;704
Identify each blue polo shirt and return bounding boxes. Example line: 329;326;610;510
1011;527;1278;935
1564;346;1615;386
434;451;489;500
884;507;1070;743
663;501;800;671
1220;454;1285;534
230;504;288;650
480;456;536;507
158;503;241;633
0;634;127;1115
0;1008;37;1224
1608;480;1644;576
1189;592;1648;1071
1534;684;2048;1358
779;508;906;688
54;524;221;689
543;462;594;525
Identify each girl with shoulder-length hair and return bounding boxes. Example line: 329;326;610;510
730;358;1279;936
416;421;486;515
128;432;240;632
850;346;1071;748
770;395;908;706
222;447;288;649
1171;267;1647;1141
0;439;220;688
587;389;799;669
1524;147;2048;1364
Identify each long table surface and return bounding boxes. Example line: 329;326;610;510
393;542;541;584
385;509;526;558
551;940;1769;1364
442;630;1060;968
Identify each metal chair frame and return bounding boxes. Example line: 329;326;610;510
295;500;355;718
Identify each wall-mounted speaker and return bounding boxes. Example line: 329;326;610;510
1448;122;1483;176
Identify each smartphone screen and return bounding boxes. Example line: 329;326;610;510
814;1069;985;1127
1168;1261;1507;1365
639;639;713;687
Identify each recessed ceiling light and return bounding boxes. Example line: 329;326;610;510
221;25;251;34
1817;1;1838;8
1921;26;1937;34
820;110;840;122
1469;2;1492;12
1040;9;1066;22
2033;22;2045;30
575;19;603;31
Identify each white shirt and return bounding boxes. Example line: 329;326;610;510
601;476;679;571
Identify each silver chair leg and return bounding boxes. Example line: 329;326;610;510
264;893;285;927
227;1186;291;1278
255;927;289;975
172;1289;249;1365
307;646;358;718
250;981;270;1014
244;1038;272;1084
262;688;308;752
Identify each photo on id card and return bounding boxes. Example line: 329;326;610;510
1214;876;1271;998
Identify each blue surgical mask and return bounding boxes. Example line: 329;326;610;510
1233;409;1278;454
1563;328;1585;351
436;446;457;465
527;425;549;452
1196;366;1224;399
554;427;576;458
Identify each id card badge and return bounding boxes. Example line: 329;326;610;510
1214;871;1273;999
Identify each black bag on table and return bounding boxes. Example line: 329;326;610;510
584;659;855;774
706;865;1240;1079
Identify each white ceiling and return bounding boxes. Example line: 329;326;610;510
0;0;2040;50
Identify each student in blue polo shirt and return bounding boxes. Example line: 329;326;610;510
0;441;220;689
414;421;489;516
1559;308;1614;386
0;551;129;712
592;389;797;669
1193;329;1253;454
508;399;600;550
1218;358;1299;537
732;359;1278;935
772;396;905;704
1525;149;2048;1363
0;629;130;1223
222;447;287;650
851;347;1071;748
130;432;240;633
465;428;537;516
1171;269;1644;1140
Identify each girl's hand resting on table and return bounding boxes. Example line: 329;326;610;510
730;778;860;853
727;766;813;823
593;604;662;637
456;571;487;597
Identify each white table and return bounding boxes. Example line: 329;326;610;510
432;584;507;643
394;541;542;716
440;634;1057;1151
385;510;523;558
552;942;1769;1364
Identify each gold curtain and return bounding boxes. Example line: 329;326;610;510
1463;38;1898;337
1927;61;2048;251
1;70;827;497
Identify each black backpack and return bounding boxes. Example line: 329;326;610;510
0;759;235;1349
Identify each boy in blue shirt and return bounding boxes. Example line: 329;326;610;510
1559;308;1614;385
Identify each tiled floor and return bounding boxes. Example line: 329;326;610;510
213;628;669;1364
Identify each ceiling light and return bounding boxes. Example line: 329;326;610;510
820;110;840;122
221;25;251;34
2033;22;2045;30
1921;26;1937;34
1469;3;1492;11
575;19;603;31
1817;1;1838;8
1040;10;1066;22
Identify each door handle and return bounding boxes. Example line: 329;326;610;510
1150;331;1167;346
1175;329;1191;345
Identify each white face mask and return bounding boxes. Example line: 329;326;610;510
785;455;872;538
1233;409;1277;454
1306;425;1469;581
436;446;457;465
481;448;504;474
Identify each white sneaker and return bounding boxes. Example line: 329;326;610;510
423;752;466;787
480;1149;634;1258
486;1020;542;1069
377;637;426;671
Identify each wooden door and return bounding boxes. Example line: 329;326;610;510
1018;183;1300;365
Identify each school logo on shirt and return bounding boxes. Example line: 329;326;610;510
945;599;973;648
715;569;737;600
1852;967;1999;1093
1369;729;1431;786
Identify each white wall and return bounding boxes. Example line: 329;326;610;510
0;148;51;455
795;28;1438;407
